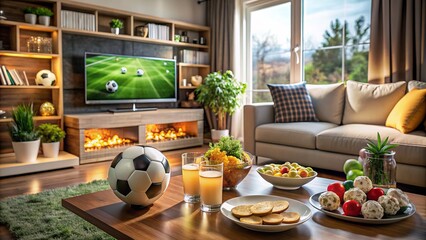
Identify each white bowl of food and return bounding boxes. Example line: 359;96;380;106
257;163;317;190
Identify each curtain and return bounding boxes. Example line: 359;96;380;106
207;0;244;139
368;0;426;84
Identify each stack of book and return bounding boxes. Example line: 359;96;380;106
61;10;96;31
0;65;30;86
179;50;209;65
146;23;170;40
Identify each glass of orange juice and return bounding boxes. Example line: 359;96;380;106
182;152;203;203
199;161;223;212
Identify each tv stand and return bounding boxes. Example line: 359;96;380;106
108;104;157;113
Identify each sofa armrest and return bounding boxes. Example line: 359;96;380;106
243;103;275;155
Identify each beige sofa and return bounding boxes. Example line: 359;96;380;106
244;81;426;188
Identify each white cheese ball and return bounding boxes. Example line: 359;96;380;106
353;176;373;193
344;187;367;204
387;188;410;207
361;200;384;219
378;195;400;215
319;191;340;211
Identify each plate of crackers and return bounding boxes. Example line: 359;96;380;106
220;195;312;232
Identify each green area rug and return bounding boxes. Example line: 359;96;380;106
0;180;115;240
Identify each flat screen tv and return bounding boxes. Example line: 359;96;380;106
84;52;177;107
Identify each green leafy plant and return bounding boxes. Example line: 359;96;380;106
109;19;123;29
208;136;243;159
195;70;246;130
36;123;66;143
35;7;53;17
8;104;39;142
364;132;398;185
23;7;37;14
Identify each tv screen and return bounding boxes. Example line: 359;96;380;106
85;52;177;104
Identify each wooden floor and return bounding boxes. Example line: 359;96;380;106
0;145;423;239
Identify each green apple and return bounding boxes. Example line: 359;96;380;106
346;169;364;181
343;159;363;174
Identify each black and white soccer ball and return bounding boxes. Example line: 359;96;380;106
136;69;144;76
121;67;127;74
108;145;171;207
106;80;118;93
35;70;56;86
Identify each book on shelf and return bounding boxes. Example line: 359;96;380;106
0;67;6;85
23;71;30;86
147;23;170;40
1;65;13;85
10;70;24;85
179;50;209;65
61;10;96;31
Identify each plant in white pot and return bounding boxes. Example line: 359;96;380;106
36;123;66;158
195;70;246;141
23;7;37;24
35;7;53;26
8;104;40;163
110;19;123;35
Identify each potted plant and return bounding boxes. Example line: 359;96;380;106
23;7;37;24
36;123;65;158
8;103;40;163
363;132;398;188
110;19;123;35
195;70;246;141
35;7;53;26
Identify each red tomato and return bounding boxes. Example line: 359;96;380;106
327;182;345;202
280;167;289;174
342;200;362;216
367;187;385;201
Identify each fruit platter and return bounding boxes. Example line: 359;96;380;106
309;175;416;224
257;162;317;190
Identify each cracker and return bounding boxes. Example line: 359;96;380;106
271;200;289;213
240;215;263;225
250;201;273;216
231;205;253;218
281;212;300;223
262;213;284;225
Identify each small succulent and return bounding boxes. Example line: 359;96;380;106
23;7;37;14
365;132;398;157
35;7;54;17
109;19;123;29
9;103;39;142
36;123;66;143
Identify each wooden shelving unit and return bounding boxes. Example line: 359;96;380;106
0;0;210;174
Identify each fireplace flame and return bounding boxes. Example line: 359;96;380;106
146;125;187;142
84;129;133;151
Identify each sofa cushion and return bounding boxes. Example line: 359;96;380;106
316;124;426;167
386;88;426;133
342;81;406;125
268;83;318;123
408;80;426;91
256;122;337;149
307;83;345;125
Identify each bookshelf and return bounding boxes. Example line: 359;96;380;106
0;0;210;174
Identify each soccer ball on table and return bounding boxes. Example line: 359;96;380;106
136;69;144;76
106;80;118;93
121;67;127;74
35;70;56;86
107;145;171;207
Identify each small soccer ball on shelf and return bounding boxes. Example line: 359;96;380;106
107;145;171;208
39;102;55;116
35;70;56;86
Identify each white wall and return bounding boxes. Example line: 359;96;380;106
70;0;206;25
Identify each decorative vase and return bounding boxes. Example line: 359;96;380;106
363;151;397;188
24;13;37;24
12;139;40;163
38;16;50;26
111;28;120;35
42;142;60;158
211;129;229;142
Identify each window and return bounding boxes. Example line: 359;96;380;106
243;0;372;103
303;0;371;84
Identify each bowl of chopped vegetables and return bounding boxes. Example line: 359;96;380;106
204;136;253;190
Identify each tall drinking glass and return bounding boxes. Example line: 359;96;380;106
182;152;203;203
199;161;223;212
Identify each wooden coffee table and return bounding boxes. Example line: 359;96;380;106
62;168;426;239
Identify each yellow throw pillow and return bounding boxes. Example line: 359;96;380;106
386;88;426;133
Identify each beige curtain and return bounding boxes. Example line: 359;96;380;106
368;0;426;84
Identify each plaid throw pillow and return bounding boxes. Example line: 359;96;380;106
268;83;318;123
